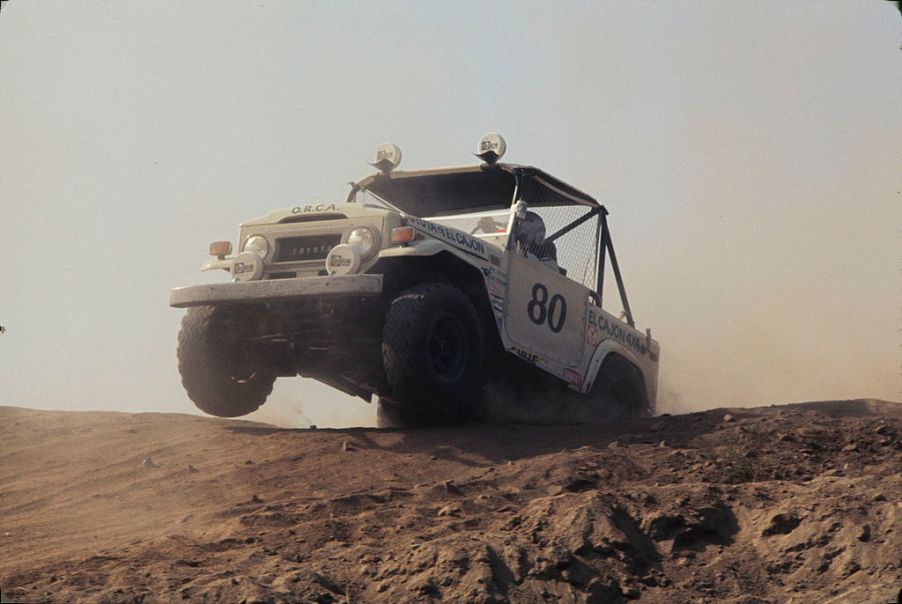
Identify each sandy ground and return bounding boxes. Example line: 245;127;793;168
0;399;900;603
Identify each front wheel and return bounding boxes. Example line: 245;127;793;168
177;306;275;417
381;283;485;422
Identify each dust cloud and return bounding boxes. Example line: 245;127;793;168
535;2;902;414
247;378;375;429
629;146;902;413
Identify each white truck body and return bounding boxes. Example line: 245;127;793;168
171;140;659;420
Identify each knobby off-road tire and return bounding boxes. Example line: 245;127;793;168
590;354;652;419
381;283;485;424
177;305;275;418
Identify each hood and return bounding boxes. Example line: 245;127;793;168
240;202;395;227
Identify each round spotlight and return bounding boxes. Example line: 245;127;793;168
475;132;506;164
369;143;402;174
326;244;361;276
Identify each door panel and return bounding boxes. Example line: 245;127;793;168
502;252;587;366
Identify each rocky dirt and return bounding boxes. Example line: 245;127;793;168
1;399;900;603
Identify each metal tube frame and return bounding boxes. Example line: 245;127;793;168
595;207;634;327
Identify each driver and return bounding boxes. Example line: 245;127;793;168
516;211;558;266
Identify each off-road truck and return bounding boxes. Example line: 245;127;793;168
170;134;660;424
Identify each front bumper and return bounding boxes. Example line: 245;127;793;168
169;275;383;308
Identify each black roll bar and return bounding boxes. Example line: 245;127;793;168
596;208;634;327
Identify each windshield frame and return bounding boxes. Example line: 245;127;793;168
347;163;598;219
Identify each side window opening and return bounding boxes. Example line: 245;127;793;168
520;205;600;290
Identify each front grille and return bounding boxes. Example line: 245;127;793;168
273;235;341;262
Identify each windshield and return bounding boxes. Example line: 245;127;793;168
353;169;517;217
351;188;401;212
353;185;512;246
426;208;511;238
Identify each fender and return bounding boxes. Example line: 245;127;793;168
377;240;508;347
403;215;491;260
378;239;448;258
582;339;651;398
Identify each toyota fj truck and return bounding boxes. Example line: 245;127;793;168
170;134;660;424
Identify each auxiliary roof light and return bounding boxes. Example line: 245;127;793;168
474;132;506;164
369;143;402;174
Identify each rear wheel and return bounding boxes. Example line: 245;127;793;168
381;282;484;423
589;354;651;418
177;306;275;417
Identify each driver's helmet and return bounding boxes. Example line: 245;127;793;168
516;211;547;247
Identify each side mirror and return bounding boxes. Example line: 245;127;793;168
514;200;528;220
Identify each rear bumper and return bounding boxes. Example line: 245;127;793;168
169;275;383;308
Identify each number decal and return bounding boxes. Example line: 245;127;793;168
548;293;566;333
527;283;567;333
528;283;548;325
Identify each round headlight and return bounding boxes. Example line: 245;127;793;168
348;227;378;259
242;235;269;260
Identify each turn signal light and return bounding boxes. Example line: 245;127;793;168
390;226;415;244
209;241;233;258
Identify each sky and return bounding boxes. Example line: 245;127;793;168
1;1;900;427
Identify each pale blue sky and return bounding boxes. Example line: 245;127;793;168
1;1;900;426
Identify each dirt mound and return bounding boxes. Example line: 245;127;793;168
1;400;900;603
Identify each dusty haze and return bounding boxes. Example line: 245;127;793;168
0;2;899;426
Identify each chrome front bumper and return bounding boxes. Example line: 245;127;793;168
169;275;383;308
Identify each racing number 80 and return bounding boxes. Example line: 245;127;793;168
527;283;567;333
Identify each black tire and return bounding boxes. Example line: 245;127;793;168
590;354;652;419
177;306;275;417
381;282;484;421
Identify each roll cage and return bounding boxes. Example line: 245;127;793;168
349;163;636;326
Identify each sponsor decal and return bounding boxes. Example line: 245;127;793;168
484;268;506;315
233;262;253;274
329;255;351;268
407;216;488;259
291;203;338;214
288;244;331;257
587;309;647;354
511;347;546;368
480;139;499;153
586;324;602;347
563;368;582;387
